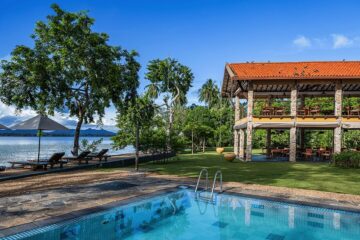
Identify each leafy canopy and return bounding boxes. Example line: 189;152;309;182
199;79;220;108
145;58;193;106
0;4;139;123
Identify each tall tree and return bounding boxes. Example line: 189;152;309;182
145;58;193;151
0;4;139;155
199;79;220;108
183;106;214;154
113;95;155;170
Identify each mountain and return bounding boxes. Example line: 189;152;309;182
0;128;116;137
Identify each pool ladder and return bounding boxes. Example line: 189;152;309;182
195;168;223;202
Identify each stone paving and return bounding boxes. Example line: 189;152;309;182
1;168;360;236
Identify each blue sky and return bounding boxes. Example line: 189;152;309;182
1;0;360;130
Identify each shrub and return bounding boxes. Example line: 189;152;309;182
332;151;360;168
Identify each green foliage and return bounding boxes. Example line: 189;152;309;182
145;58;194;150
343;130;360;149
332;151;360;168
145;58;193;105
182;106;214;152
0;4;140;154
112;95;155;149
80;138;103;152
198;79;220;108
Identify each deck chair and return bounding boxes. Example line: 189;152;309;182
63;151;91;164
86;149;110;162
9;152;66;170
47;152;66;168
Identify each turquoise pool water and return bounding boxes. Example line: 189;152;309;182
3;189;360;240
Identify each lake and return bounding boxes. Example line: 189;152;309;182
0;136;134;167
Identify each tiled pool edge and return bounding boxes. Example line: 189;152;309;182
224;190;360;214
2;184;360;238
0;186;181;238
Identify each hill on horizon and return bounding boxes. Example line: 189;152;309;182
0;128;116;137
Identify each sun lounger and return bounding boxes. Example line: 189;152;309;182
9;160;51;170
86;149;110;162
9;152;67;170
47;152;66;168
63;151;91;164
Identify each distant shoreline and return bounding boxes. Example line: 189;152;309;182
0;135;113;137
0;128;116;137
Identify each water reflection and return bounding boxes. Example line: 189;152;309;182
0;137;134;166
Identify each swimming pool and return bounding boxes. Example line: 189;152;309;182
3;188;360;240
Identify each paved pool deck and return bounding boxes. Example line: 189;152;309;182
1;168;360;237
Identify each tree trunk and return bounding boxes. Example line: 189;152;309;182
135;121;140;171
167;105;174;152
72;114;84;156
191;129;194;155
202;138;205;153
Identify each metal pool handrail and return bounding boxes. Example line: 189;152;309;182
195;168;209;193
210;170;223;200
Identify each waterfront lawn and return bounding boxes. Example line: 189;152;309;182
140;151;360;195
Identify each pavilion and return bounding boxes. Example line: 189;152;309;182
221;61;360;161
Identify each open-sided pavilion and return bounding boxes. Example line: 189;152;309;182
221;61;360;161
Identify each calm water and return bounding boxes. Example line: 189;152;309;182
5;189;360;240
0;136;134;166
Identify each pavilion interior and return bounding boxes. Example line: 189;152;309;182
228;79;360;162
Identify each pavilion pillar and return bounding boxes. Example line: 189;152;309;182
334;81;343;153
289;84;297;162
234;96;240;156
266;96;271;157
266;129;271;158
300;95;305;150
246;83;254;161
239;129;245;159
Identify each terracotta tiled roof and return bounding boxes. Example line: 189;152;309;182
228;61;360;80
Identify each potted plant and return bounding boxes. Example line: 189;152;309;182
224;153;236;162
216;147;225;154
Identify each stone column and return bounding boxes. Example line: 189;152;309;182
239;129;245;159
246;83;254;161
234;130;239;156
266;129;271;158
290;84;297;117
289;127;297;162
299;95;305;150
234;96;240;156
335;81;343;117
266;96;271;157
334;81;343;153
289;84;297;162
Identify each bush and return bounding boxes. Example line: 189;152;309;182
332;151;360;168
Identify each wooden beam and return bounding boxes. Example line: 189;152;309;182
226;64;239;80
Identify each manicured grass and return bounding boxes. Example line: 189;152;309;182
141;151;360;195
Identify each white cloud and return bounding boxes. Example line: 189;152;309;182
332;34;353;49
293;35;312;48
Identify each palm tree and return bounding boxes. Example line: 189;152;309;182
198;79;220;108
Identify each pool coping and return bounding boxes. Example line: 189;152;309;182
0;186;181;238
1;184;360;238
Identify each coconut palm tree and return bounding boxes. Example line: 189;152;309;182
198;79;220;108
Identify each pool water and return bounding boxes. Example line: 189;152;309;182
3;189;360;240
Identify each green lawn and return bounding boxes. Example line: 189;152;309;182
140;151;360;195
